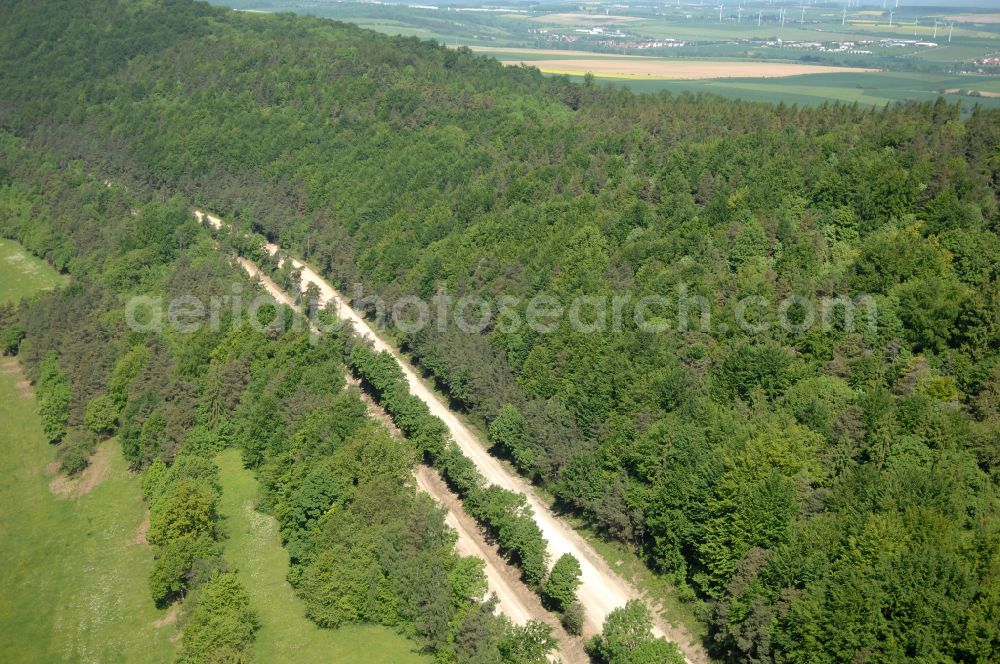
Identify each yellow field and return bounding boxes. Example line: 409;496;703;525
501;57;877;80
946;13;1000;25
534;13;642;26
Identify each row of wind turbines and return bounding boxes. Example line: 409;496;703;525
695;1;958;42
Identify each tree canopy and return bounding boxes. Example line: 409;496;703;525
1;0;998;660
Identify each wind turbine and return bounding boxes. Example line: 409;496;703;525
758;10;762;27
842;7;846;26
888;10;894;28
719;3;723;23
933;19;938;39
800;6;805;25
738;6;742;23
948;22;953;43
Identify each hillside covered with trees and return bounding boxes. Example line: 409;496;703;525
2;0;999;662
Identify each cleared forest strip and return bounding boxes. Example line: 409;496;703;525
195;210;708;664
201;215;572;657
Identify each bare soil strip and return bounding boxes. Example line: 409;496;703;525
1;358;34;397
133;509;150;545
152;605;179;629
48;441;113;499
15;379;34;398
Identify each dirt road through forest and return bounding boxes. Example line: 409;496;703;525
196;211;706;663
204;220;575;657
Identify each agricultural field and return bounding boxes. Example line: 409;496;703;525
483;48;876;79
215;450;429;664
946;13;1000;25
474;46;1000;108
536;13;642;27
602;69;1000;109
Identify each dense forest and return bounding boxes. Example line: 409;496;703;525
2;0;999;662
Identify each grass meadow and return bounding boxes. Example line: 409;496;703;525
0;238;66;301
0;429;177;663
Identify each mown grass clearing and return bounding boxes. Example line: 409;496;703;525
0;368;176;662
0;239;66;302
215;449;430;664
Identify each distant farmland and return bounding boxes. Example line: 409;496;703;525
563;70;1000;110
499;57;876;80
461;47;1000;109
469;47;878;80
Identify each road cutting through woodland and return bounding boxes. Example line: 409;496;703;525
198;214;580;661
195;210;707;664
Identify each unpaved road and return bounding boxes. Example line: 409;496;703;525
415;466;534;626
206;220;575;656
416;466;590;664
197;211;707;663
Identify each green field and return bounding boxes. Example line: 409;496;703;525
0;238;66;301
568;69;1000;110
215;449;430;664
0;418;176;663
